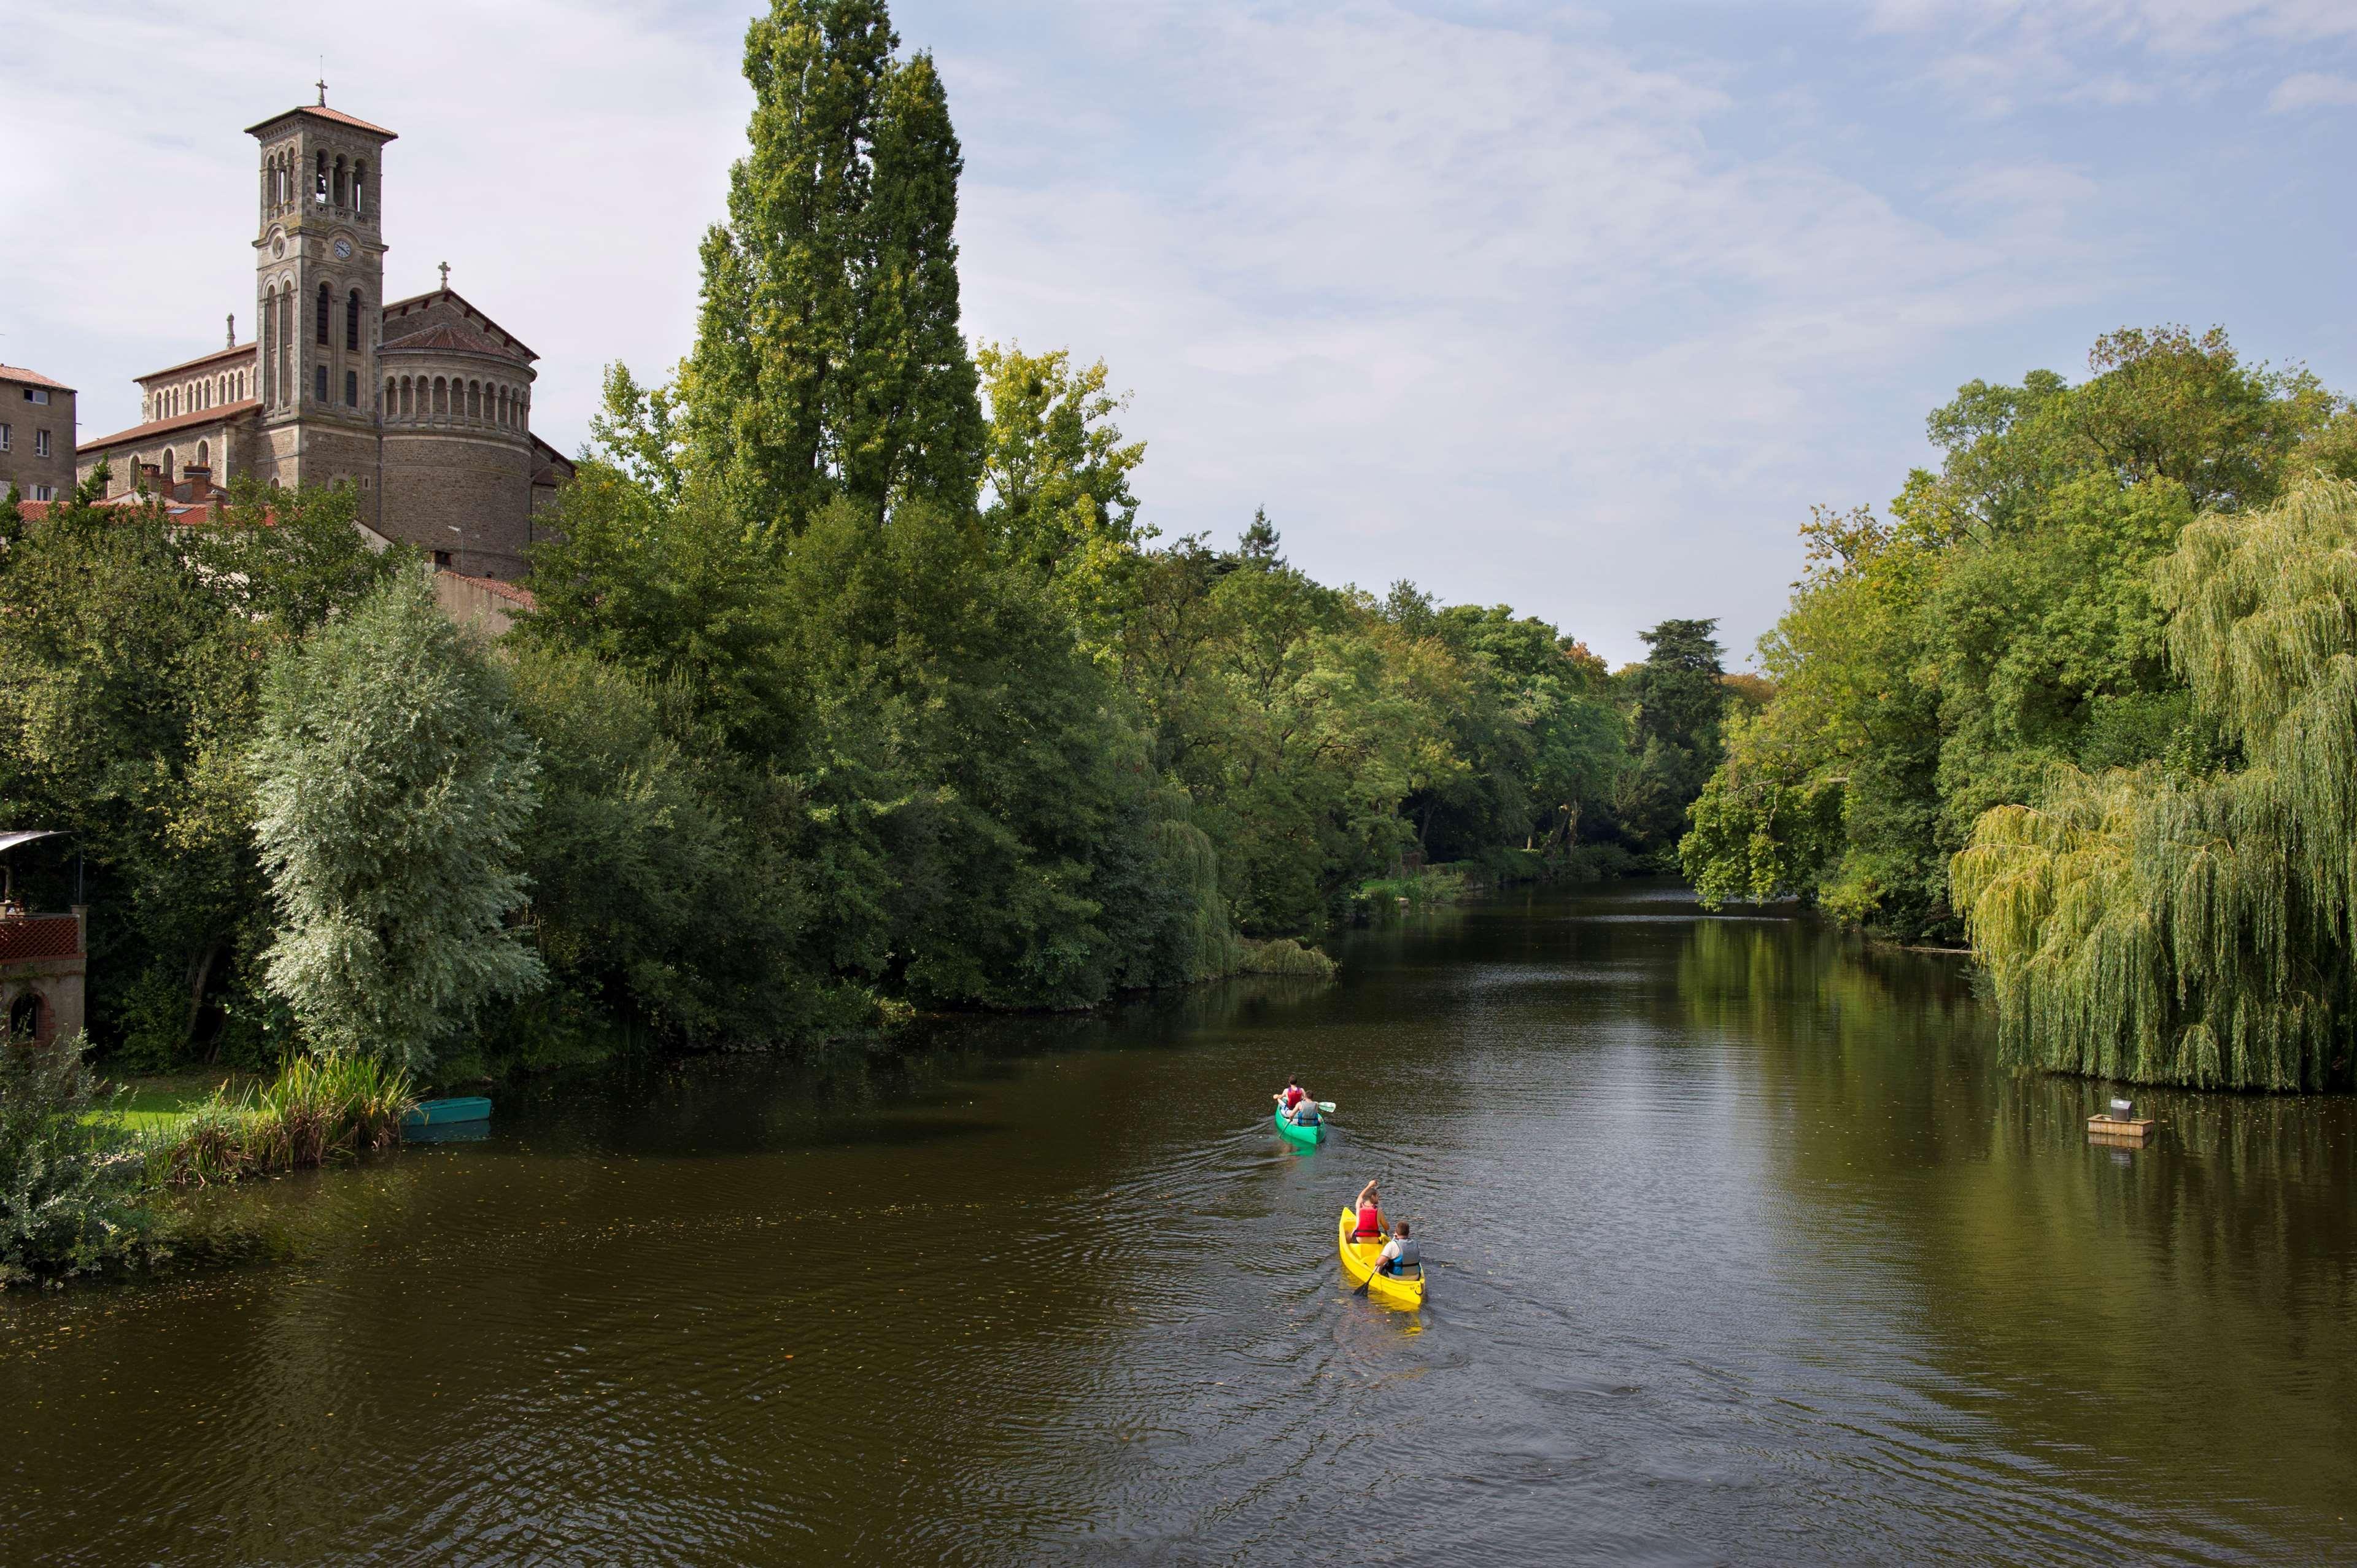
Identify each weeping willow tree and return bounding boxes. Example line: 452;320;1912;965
1953;477;2357;1089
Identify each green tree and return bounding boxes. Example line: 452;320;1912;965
1954;478;2357;1090
684;0;981;530
1684;326;2347;939
843;50;984;514
0;474;393;1065
1616;617;1727;854
252;570;545;1068
505;644;838;1056
977;341;1147;592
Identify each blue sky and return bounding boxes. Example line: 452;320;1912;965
7;1;2351;662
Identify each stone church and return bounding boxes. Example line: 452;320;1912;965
75;93;571;580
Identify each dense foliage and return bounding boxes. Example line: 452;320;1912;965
1952;479;2357;1089
1682;327;2351;942
252;570;545;1070
0;473;395;1066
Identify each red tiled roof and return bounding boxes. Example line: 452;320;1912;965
244;103;398;141
0;914;82;964
381;322;531;363
444;571;536;609
137;342;256;383
382;288;539;363
0;363;75;393
79;399;261;453
17;494;258;527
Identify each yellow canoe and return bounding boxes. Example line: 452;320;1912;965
1337;1208;1426;1310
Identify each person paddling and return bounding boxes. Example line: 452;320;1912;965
1375;1220;1420;1279
1274;1077;1318;1125
1353;1179;1386;1242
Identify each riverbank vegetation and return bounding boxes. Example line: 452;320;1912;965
2;0;1734;1090
1681;326;2357;1087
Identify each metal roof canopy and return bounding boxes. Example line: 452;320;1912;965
0;830;64;857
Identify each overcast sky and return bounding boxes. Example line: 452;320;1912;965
7;1;2351;663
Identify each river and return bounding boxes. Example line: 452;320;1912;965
5;881;2355;1564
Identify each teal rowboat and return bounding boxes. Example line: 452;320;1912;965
1274;1107;1325;1147
403;1095;492;1129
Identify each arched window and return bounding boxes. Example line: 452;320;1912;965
346;369;358;407
333;156;346;207
468;380;481;419
162;447;176;480
385;377;396;414
315;364;327;403
433;377;447;416
196;439;209;468
315;150;328;205
261;291;276;406
354;161;367;217
347;290;361;352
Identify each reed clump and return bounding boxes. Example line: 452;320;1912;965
1239;937;1340;979
148;1054;416;1188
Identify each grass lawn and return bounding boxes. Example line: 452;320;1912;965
104;1072;268;1134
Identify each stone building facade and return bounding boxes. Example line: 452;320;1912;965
0;365;78;503
75;95;570;579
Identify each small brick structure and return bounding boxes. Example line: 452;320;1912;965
1;908;87;1047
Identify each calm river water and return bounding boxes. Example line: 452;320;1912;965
6;882;2356;1564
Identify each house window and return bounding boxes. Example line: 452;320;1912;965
25;387;50;406
32;484;54;501
317;283;331;346
315;365;328;403
347;290;361;351
432;549;452;568
345;369;358;407
33;430;50;458
0;422;10;451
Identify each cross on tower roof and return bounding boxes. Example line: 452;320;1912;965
438;261;451;291
316;77;328;106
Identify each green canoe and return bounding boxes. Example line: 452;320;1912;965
1274;1107;1325;1146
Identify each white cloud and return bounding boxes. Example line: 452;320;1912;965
950;6;2111;654
2269;70;2357;109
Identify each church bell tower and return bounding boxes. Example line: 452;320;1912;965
246;89;396;498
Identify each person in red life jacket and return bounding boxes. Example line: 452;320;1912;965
1353;1179;1387;1241
1272;1076;1317;1124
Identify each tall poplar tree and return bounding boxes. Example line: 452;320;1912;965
843;52;983;514
686;0;981;530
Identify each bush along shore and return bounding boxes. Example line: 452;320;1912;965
2;1038;417;1289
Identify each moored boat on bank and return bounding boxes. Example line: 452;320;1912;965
403;1095;492;1132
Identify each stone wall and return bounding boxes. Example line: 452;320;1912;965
1;376;78;501
382;430;535;577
